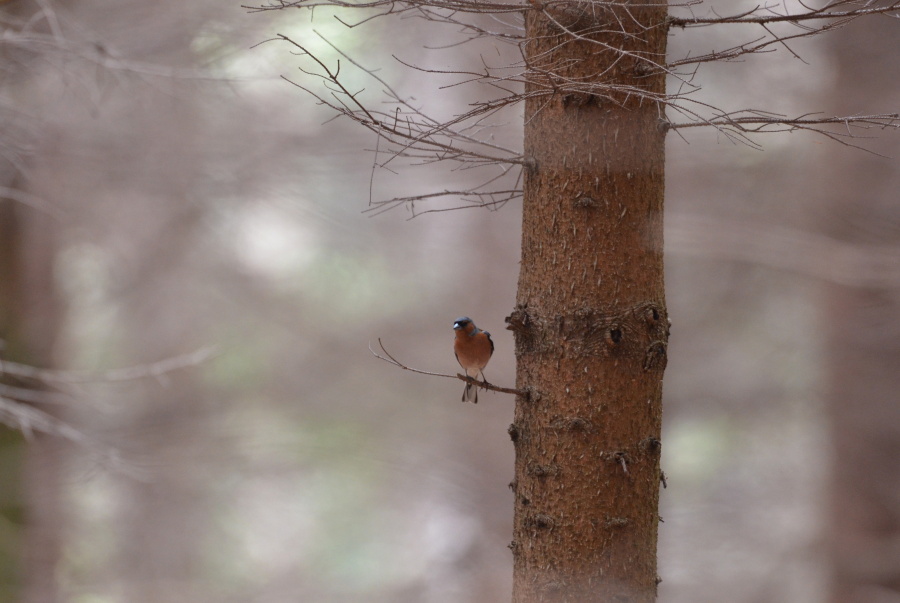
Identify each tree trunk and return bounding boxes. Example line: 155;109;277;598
508;5;668;601
0;200;27;603
0;198;64;603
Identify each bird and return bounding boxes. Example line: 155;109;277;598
453;316;494;403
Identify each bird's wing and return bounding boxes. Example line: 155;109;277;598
484;331;495;355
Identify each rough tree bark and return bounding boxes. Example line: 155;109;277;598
507;4;669;601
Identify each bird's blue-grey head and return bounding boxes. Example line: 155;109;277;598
453;317;472;330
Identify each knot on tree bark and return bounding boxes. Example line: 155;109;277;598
505;302;669;371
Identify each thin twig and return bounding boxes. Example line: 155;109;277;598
0;346;217;385
252;0;900;215
369;338;526;398
0;347;218;478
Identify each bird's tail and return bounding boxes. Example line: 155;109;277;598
462;381;478;404
462;369;483;403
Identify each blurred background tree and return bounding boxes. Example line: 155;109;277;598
0;0;897;602
821;14;900;603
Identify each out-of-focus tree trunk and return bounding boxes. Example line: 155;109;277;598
0;200;27;603
2;0;71;595
822;18;900;603
0;198;65;603
508;3;668;600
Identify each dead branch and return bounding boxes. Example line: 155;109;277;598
369;338;526;398
0;347;217;476
276;32;525;166
668;0;900;66
669;0;900;27
0;383;73;405
0;346;217;385
363;188;522;217
0;394;145;478
668;111;900;155
250;0;900;215
248;0;530;14
0;394;91;443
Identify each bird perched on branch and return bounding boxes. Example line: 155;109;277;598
453;316;494;403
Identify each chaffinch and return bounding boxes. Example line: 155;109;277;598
453;316;494;403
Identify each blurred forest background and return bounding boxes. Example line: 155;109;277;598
1;0;898;602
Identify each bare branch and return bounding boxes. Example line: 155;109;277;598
668;0;900;66
669;0;900;27
0;383;73;405
0;394;146;477
369;338;526;398
0;347;216;475
274;33;526;168
247;0;530;15
0;394;87;442
669;112;900;155
251;0;900;214
0;346;217;385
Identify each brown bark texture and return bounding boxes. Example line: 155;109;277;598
509;4;668;602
